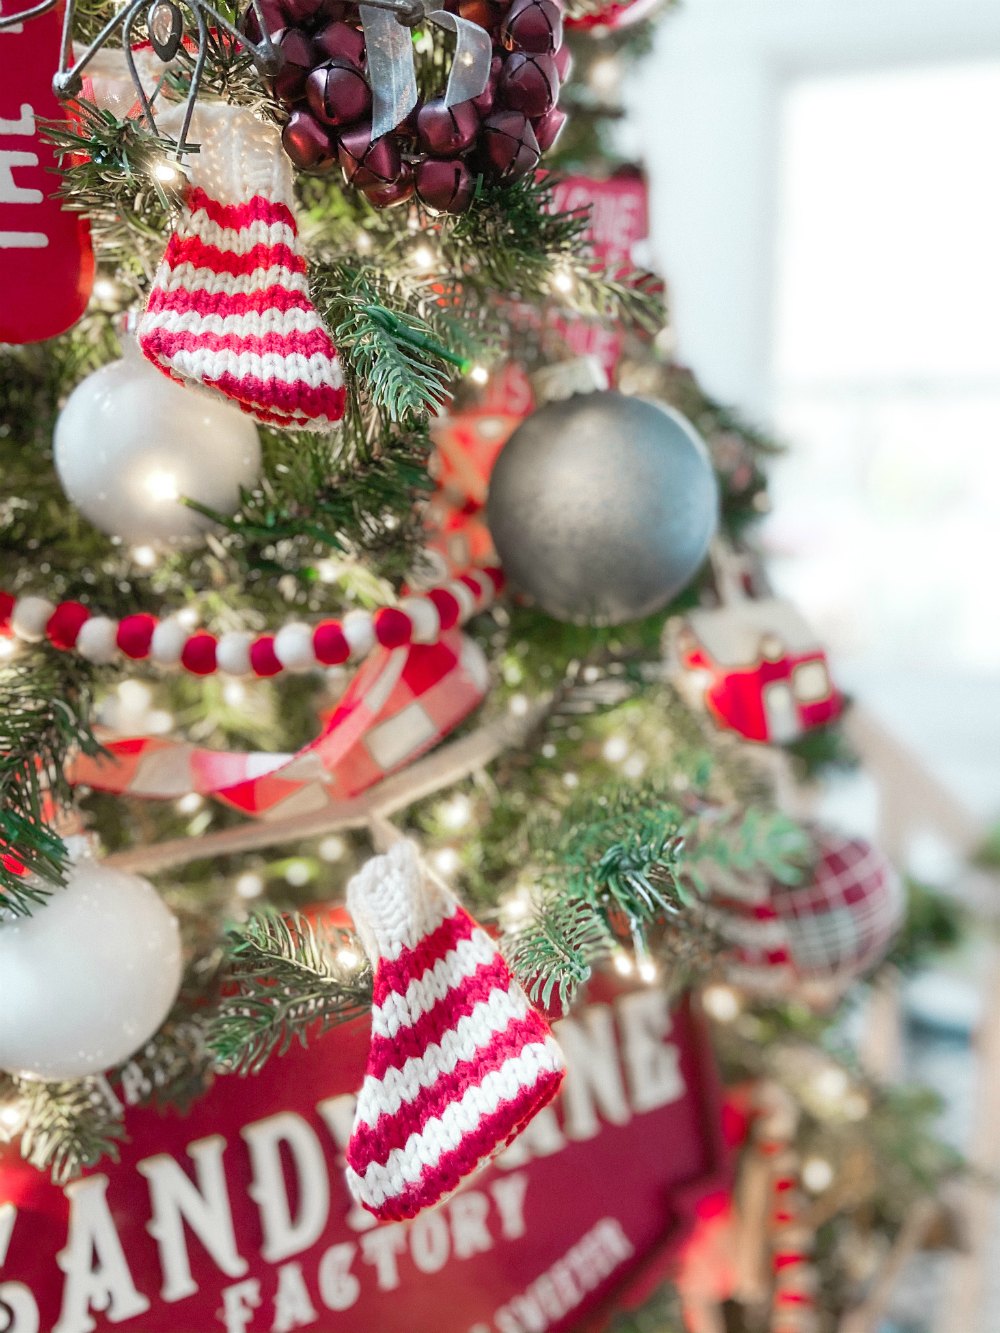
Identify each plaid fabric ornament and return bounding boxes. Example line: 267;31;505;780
708;828;904;997
345;841;566;1221
137;103;345;430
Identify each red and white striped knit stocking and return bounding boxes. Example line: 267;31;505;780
345;840;565;1222
137;103;345;431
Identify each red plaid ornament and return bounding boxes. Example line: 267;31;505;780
708;827;904;996
137;103;345;430
345;841;565;1221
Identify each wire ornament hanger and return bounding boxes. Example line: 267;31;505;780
0;0;282;154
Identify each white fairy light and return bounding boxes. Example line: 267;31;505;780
637;958;658;984
562;771;579;789
285;859;312;887
177;606;199;629
154;159;181;183
613;950;634;977
0;637;19;661
336;946;361;970
440;794;473;831
432;847;461;876
223;680;247;707
701;984;741;1023
622;753;647;780
92;275;123;303
235;872;264;900
319;835;347;862
355;230;374;255
589;54;622;99
412;243;436;271
602;733;629;763
176;792;203;815
550;264;575;295
813;1066;850;1103
802;1156;835;1193
468;364;490;385
508;693;529;717
131;544;158;568
502;890;532;923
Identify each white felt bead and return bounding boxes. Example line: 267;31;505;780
342;609;375;659
400;596;440;645
11;596;54;642
274;622;317;672
216;630;254;677
446;580;477;621
463;570;492;602
150;617;189;666
75;616;119;664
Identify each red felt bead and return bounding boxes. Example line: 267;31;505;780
117;613;157;659
181;632;218;676
250;635;283;677
313;18;365;65
482;565;505;592
416;97;480;155
364;163;415;209
282;109;337;171
338;125;402;188
270;28;316;100
458;573;485;599
414;158;475;214
501;0;563;53
46;601;90;651
427;587;461;630
374;607;413;649
0;591;15;630
498;51;558;116
532;105;567;152
306;59;372;127
313;620;350;665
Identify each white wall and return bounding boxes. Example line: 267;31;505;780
625;0;1000;417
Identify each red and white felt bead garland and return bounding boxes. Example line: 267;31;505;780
0;566;502;679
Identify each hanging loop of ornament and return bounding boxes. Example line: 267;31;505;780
0;0;281;152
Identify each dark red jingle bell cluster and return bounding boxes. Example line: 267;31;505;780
244;0;569;213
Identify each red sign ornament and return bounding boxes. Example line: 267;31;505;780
0;1;94;343
0;983;726;1333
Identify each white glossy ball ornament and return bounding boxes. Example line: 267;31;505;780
54;338;261;545
0;854;183;1081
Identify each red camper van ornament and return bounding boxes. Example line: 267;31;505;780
673;597;842;745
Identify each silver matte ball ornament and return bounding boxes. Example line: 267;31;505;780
54;339;261;546
486;392;719;624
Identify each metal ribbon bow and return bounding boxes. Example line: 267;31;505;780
359;0;492;139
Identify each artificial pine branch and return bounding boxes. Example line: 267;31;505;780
16;1076;126;1186
0;655;103;910
209;910;372;1074
504;894;614;1011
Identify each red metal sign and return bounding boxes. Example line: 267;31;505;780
0;981;726;1333
0;2;94;343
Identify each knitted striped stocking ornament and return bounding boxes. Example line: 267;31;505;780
345;841;565;1221
137;103;345;430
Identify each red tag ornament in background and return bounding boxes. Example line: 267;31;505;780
0;2;94;343
0;980;728;1333
549;174;652;383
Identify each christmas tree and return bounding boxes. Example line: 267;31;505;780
0;0;961;1330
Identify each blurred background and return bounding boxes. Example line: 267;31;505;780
626;5;1000;1327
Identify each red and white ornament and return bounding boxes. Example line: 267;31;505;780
0;1;94;343
673;597;842;744
708;827;904;998
137;103;346;429
344;840;565;1220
